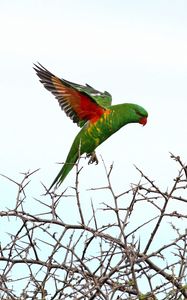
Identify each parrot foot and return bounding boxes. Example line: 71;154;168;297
86;151;99;165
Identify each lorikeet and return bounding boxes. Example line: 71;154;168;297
34;63;148;189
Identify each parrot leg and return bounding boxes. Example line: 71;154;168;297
86;151;99;165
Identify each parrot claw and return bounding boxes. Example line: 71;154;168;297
86;151;99;165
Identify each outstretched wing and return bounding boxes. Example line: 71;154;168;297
34;63;112;127
66;81;112;108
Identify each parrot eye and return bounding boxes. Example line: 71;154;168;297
134;109;148;126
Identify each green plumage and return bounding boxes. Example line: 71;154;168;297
65;81;112;109
34;63;148;190
49;103;148;189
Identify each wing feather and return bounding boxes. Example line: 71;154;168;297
34;63;109;126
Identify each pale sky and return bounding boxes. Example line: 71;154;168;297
1;0;187;296
1;0;187;207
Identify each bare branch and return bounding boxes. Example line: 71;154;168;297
0;155;187;299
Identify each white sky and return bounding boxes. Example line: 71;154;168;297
0;1;187;214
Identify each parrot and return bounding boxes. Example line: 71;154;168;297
34;63;148;190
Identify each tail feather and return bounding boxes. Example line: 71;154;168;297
48;153;78;191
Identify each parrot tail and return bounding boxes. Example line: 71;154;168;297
48;152;78;191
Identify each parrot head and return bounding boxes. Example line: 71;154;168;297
125;103;148;126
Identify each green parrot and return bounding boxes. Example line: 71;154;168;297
34;63;148;190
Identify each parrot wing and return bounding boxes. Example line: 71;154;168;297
34;63;112;127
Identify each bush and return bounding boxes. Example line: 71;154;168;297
0;154;187;299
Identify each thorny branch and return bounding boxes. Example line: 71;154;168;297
0;154;187;299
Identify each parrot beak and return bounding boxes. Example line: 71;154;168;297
139;117;147;126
